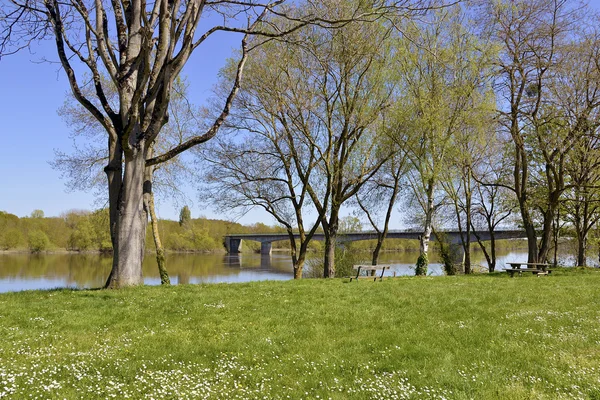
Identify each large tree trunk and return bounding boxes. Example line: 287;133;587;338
520;205;539;263
105;147;147;288
105;137;123;255
538;203;558;263
322;207;340;278
323;231;337;278
576;231;587;267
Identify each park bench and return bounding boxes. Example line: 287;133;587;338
350;265;390;282
503;262;553;278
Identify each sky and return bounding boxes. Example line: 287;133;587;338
1;1;600;226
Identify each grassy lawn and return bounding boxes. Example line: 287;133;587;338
1;270;600;399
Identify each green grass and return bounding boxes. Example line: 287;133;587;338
1;270;600;399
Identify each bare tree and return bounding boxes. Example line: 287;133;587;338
470;149;515;272
354;144;408;266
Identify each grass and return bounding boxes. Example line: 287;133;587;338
1;270;600;399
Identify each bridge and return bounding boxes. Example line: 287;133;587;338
224;230;528;260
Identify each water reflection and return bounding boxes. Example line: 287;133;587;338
0;248;535;293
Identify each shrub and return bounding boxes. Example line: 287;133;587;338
415;253;428;276
28;230;50;253
302;247;363;278
438;242;458;276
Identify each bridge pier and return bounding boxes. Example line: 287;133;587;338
225;237;243;254
260;242;272;256
260;253;272;269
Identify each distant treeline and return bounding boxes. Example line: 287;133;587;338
0;209;288;253
0;209;531;255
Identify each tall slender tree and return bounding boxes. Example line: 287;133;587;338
393;6;493;274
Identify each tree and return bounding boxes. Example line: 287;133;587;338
200;34;325;279
393;6;492;275
483;0;592;263
354;147;408;265
30;210;44;219
0;0;313;287
201;4;398;278
55;76;204;284
299;16;397;278
28;230;50;253
179;206;191;227
470;149;515;272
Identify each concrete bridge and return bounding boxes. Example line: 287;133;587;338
224;230;528;260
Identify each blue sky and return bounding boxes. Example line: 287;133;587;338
1;2;599;225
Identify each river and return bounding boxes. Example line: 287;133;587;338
0;247;581;293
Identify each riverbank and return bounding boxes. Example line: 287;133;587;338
1;270;599;399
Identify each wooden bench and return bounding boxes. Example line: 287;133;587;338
350;265;390;282
504;262;553;277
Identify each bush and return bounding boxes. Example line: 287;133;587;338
415;253;428;276
438;242;458;276
166;233;193;251
28;230;50;253
302;247;364;278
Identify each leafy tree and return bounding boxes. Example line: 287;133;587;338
179;206;191;227
393;7;493;274
30;210;44;219
202;3;424;278
28;230;50;253
482;0;595;263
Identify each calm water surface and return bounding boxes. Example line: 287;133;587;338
0;248;549;293
0;247;580;292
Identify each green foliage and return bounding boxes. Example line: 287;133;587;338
0;208;292;254
68;219;95;251
436;232;458;276
30;209;44;218
90;208;112;252
179;206;191;227
338;216;362;233
28;230;50;253
334;247;362;278
1;228;22;250
438;243;458;276
415;253;428;276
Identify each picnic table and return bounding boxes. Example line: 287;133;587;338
503;262;553;277
350;265;390;282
